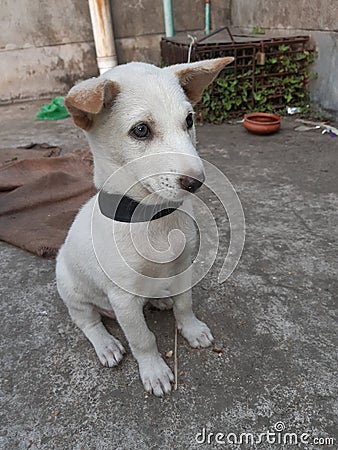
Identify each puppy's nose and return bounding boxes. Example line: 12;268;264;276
179;174;205;193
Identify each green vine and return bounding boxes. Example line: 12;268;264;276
200;46;317;123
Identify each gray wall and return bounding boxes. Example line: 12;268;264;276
231;0;337;31
1;0;337;116
0;0;230;103
0;0;98;103
111;0;230;63
231;0;338;116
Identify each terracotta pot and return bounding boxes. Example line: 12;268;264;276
243;112;281;135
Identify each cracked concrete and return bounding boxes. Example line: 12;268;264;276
0;102;337;449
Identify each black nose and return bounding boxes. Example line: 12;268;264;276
179;174;205;193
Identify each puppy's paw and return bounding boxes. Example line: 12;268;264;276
149;297;174;311
139;355;174;397
94;335;126;367
179;318;214;348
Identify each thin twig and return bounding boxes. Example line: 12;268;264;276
174;324;178;390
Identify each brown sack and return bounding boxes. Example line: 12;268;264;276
0;147;96;257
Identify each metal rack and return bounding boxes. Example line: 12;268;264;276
161;27;311;115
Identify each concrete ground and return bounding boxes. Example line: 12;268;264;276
1;101;337;450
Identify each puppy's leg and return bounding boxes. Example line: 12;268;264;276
173;289;214;349
57;268;125;367
109;293;174;396
67;304;126;367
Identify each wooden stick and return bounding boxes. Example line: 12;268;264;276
174;324;178;390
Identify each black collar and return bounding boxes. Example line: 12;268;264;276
98;190;182;223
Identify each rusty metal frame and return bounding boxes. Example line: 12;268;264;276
160;30;310;114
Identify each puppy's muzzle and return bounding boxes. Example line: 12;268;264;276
179;173;205;193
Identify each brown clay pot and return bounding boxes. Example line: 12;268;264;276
243;112;281;135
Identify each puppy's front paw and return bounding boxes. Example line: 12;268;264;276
139;355;174;397
94;335;126;367
179;318;214;348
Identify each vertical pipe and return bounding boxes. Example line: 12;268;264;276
88;0;118;74
163;0;174;38
205;0;210;35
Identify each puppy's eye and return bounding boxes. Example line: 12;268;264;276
186;113;194;129
130;123;151;140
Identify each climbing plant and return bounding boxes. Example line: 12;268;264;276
200;46;317;123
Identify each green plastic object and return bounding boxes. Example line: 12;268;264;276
36;96;70;120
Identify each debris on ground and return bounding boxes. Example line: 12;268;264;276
294;118;338;136
36;97;70;120
212;348;223;354
287;106;302;115
294;125;321;132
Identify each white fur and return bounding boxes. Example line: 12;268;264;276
56;61;218;397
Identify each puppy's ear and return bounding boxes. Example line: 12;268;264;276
65;78;120;130
168;57;234;104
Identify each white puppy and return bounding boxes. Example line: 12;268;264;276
56;57;233;396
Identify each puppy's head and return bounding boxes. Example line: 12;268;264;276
65;58;234;201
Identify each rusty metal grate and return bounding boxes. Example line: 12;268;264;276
161;27;312;118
